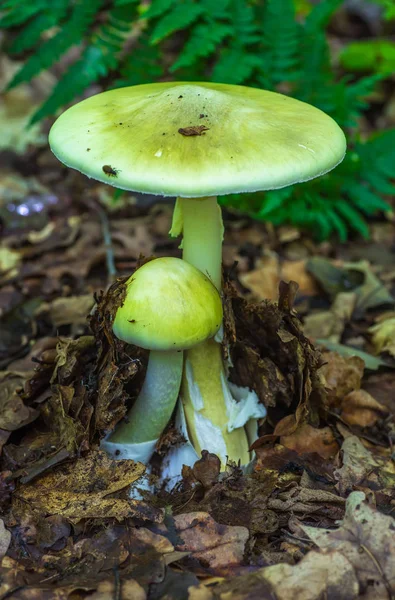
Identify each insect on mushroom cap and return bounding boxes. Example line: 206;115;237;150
49;81;346;198
113;257;223;351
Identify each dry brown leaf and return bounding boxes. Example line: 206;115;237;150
334;435;395;495
174;512;249;570
280;422;339;459
281;260;319;296
0;372;39;431
36;295;94;327
301;491;395;599
259;550;358;600
239;254;280;301
13;451;162;523
320;352;364;405
340;389;389;427
0;521;11;560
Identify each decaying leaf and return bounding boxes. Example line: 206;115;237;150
0;520;11;559
174;512;249;571
13;451;162;523
301;491;395;599
280;422;339;459
340;389;389;427
334;434;395;495
320;352;365;405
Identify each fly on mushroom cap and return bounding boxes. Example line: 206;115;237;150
49;81;346;197
113;257;222;351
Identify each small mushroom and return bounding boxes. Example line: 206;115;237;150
106;257;222;463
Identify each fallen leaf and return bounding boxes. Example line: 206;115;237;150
280;422;339;460
303;292;356;343
13;451;162;523
36;295;94;327
340;389;389;427
319;352;364;406
334;435;395;495
0;521;11;559
369;316;395;358
316;340;391;371
174;512;249;571
0;372;39;431
301;491;395;599
239;254;280;301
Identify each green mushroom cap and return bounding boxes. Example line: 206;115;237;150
49;81;346;198
113;257;223;351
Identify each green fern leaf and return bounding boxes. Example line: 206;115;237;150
141;0;177;20
116;32;164;86
325;208;348;242
30;4;137;124
304;0;343;32
347;184;391;214
258;0;301;89
7;0;105;90
171;21;232;71
334;200;370;238
212;49;260;84
9;2;69;54
150;2;204;44
0;0;48;27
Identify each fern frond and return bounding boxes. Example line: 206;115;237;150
304;0;344;32
7;0;105;90
212;0;260;83
257;0;301;89
171;21;232;71
0;0;48;28
30;3;138;124
116;31;164;86
141;0;177;20
9;1;70;54
149;2;204;44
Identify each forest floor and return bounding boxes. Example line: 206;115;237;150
1;139;395;600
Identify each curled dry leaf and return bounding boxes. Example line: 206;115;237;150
320;352;364;406
340;389;389;427
174;512;249;572
280;422;339;460
0;372;39;431
334;435;395;496
301;491;395;599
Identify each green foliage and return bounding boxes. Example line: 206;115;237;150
1;0;393;239
340;40;395;76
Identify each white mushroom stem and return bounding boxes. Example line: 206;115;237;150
171;196;251;466
109;349;183;444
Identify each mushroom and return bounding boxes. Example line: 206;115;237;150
104;257;222;463
49;82;346;467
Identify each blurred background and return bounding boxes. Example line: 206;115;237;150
1;0;395;373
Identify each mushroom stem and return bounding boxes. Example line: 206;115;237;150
109;349;183;444
171;196;252;466
181;340;251;466
173;196;223;290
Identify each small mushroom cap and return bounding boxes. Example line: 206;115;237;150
113;257;222;351
49;82;346;198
